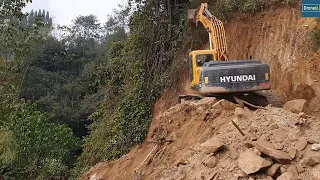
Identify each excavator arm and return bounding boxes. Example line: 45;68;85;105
190;3;229;61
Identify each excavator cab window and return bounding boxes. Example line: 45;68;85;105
196;54;213;67
189;55;193;82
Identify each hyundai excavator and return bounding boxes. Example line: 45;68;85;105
179;3;281;107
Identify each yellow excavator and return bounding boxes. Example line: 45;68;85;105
179;3;281;107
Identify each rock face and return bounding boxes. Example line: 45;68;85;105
247;140;292;163
283;99;308;114
238;149;272;174
199;137;224;154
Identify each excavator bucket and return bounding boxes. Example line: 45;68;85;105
187;9;197;23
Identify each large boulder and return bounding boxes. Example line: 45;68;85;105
247;140;292;163
238;148;272;174
283;99;308;114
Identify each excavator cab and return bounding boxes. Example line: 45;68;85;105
189;50;215;89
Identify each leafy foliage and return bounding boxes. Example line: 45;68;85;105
0;101;80;179
0;1;80;179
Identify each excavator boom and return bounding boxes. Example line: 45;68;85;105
188;3;228;61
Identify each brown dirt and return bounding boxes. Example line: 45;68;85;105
81;99;320;180
80;5;320;180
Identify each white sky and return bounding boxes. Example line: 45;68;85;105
23;0;125;26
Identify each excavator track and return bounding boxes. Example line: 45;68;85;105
253;91;283;108
178;91;282;108
178;94;205;104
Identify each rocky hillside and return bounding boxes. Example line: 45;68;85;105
81;97;320;180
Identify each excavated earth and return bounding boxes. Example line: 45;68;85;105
82;98;320;180
81;4;320;180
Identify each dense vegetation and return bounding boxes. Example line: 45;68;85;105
0;0;299;179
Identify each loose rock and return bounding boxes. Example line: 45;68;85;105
283;99;308;114
298;112;308;118
276;172;294;180
295;138;308;151
266;163;281;177
196;97;217;106
266;176;273;180
199;137;224;154
296;164;305;174
238;149;272;174
202;155;217;168
274;143;284;150
311;164;320;179
234;107;247;117
311;144;320;151
280;165;287;174
288;148;297;159
247;140;292;163
300;155;320;167
287;165;299;177
288;129;302;141
212;99;236;111
253;148;262;156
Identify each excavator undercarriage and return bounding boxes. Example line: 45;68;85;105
178;91;282;108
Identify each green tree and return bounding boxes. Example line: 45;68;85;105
45;11;50;24
0;1;81;179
